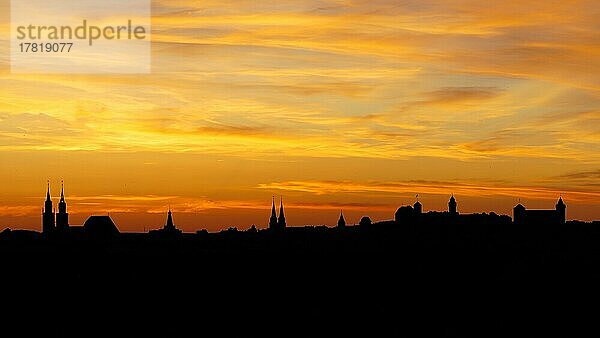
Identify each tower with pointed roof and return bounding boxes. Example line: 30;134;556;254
165;208;175;230
269;197;278;229
277;197;286;229
414;195;422;214
149;208;181;235
513;203;526;224
56;181;69;230
555;196;566;224
448;194;457;215
337;210;346;228
42;181;55;234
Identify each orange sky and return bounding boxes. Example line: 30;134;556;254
0;0;598;232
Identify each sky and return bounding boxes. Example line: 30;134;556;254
0;0;598;232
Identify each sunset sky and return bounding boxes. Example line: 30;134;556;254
0;0;598;232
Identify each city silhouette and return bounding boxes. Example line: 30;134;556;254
1;182;599;337
8;181;580;240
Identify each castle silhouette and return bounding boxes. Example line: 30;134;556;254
393;194;567;226
514;197;566;224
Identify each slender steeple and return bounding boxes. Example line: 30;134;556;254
153;207;181;235
337;210;346;228
58;181;66;213
56;180;69;230
42;180;55;234
269;196;278;229
277;196;286;228
44;180;52;212
165;208;175;229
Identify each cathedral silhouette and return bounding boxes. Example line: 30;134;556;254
42;180;69;234
268;196;286;230
41;181;178;238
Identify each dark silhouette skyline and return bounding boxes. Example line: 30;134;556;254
4;181;596;233
30;182;581;237
1;182;599;337
3;1;599;334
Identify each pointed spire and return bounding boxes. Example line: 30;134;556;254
556;196;565;209
338;210;346;228
42;180;55;233
44;180;53;214
279;196;285;218
165;208;174;229
58;180;67;214
46;180;51;201
277;196;286;228
60;180;65;202
269;196;278;229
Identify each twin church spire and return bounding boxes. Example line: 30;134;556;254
269;196;286;230
42;180;69;234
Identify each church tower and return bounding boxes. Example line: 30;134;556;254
414;195;422;214
556;197;566;224
277;197;286;229
56;181;69;230
165;208;175;230
337;210;346;228
42;181;55;234
269;197;278;229
448;194;457;215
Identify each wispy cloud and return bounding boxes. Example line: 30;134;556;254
65;195;178;202
421;87;502;106
258;180;600;203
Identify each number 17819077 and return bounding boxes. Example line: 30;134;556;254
19;43;73;53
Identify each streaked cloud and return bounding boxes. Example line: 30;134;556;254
422;87;502;106
258;180;600;203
